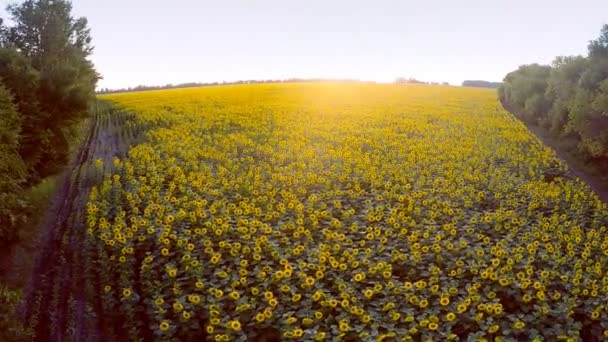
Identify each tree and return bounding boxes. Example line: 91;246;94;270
592;79;608;117
0;82;26;188
0;0;99;180
499;64;551;123
6;0;93;66
588;24;608;59
461;80;502;88
544;56;587;132
500;25;608;160
0;47;44;170
0;81;28;244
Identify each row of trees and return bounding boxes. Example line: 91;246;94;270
462;80;502;88
98;82;214;94
98;78;373;94
499;24;608;160
103;78;455;95
395;77;450;85
0;0;97;245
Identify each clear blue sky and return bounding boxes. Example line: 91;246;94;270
2;0;607;89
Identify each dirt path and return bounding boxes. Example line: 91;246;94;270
20;103;140;341
21;108;99;341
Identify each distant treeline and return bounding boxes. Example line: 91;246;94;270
100;78;454;94
499;24;608;160
395;77;450;86
462;80;502;88
97;78;372;94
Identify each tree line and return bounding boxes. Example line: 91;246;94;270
0;0;97;246
462;80;502;88
98;78;373;94
395;77;450;86
499;24;608;161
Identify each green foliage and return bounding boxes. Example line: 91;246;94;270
592;79;608;116
0;0;98;248
26;177;56;211
544;56;587;132
0;285;33;341
462;80;502;88
588;24;608;59
6;0;93;63
0;47;46;173
0;82;22;156
0;0;98;180
0;82;28;245
499;25;608;160
499;64;551;123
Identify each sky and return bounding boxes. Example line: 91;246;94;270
1;0;607;89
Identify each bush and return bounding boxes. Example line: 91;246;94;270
0;285;33;341
499;24;608;160
1;0;98;181
0;82;28;245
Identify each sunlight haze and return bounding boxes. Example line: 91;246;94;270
5;0;607;88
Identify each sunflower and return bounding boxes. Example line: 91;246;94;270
228;320;241;331
159;321;170;332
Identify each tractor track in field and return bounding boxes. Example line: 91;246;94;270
22;102;135;341
22;106;100;341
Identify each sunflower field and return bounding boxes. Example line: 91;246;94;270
27;83;608;341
